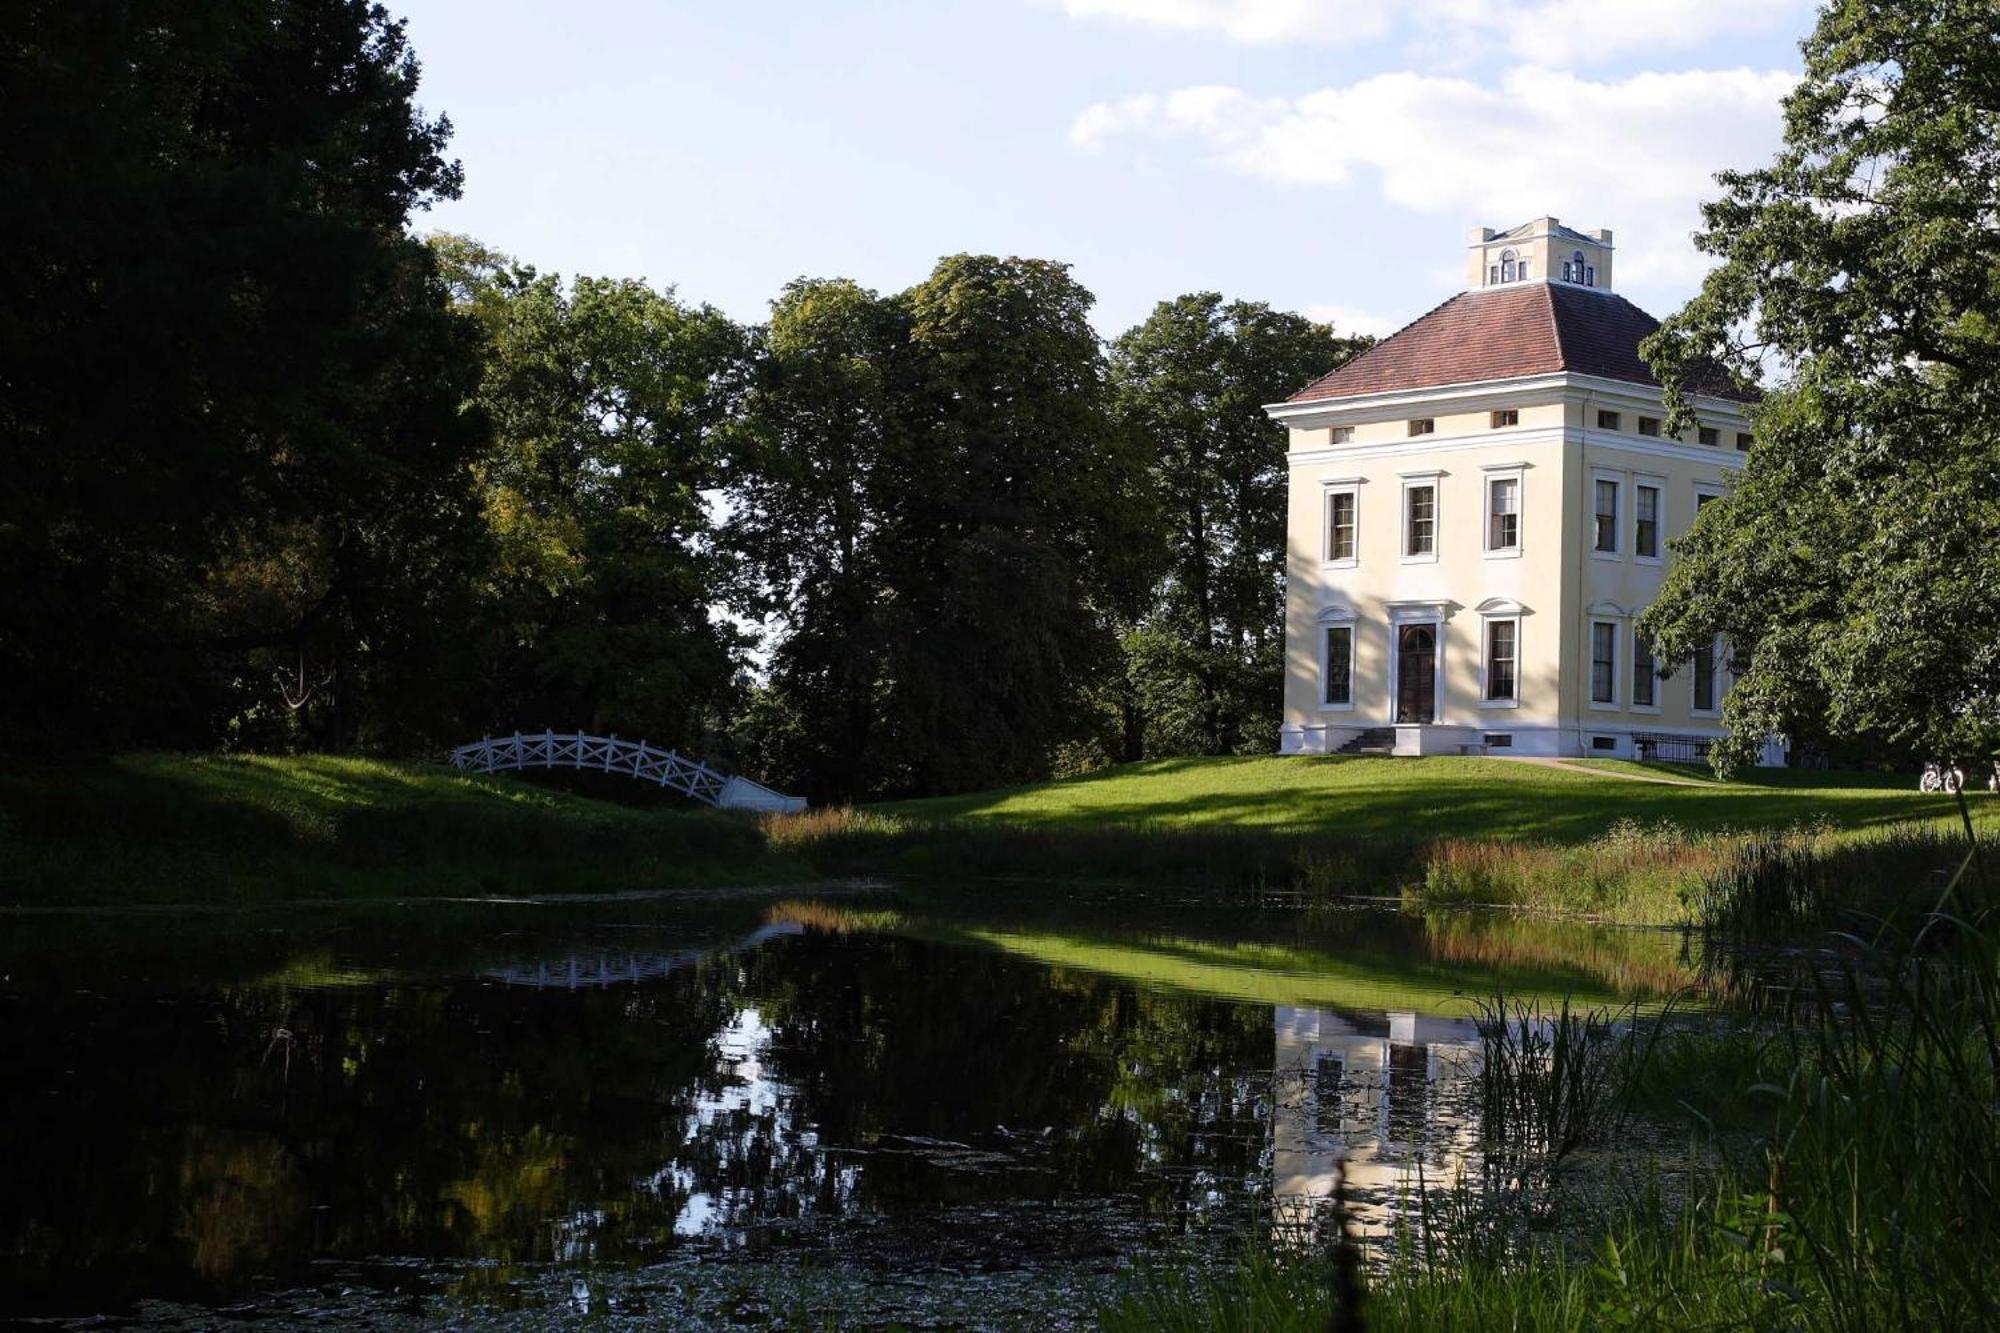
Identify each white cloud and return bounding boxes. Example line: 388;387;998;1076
1049;0;1814;63
1301;302;1401;337
1070;64;1797;290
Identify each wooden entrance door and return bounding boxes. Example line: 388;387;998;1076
1396;624;1437;724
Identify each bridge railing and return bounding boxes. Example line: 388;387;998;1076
446;731;804;811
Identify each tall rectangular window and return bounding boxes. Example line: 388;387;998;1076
1326;490;1357;562
1635;484;1660;558
1693;639;1719;712
1406;484;1436;556
1486;620;1518;702
1632;629;1656;708
1591;622;1617;704
1594;478;1619;553
1487;476;1519;551
1322;626;1353;706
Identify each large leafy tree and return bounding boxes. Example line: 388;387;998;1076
1;0;487;753
433;236;751;749
1641;0;2000;773
1110;296;1370;756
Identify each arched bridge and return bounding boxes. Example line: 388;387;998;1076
448;731;806;812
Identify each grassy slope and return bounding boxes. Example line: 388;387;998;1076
878;755;1993;842
0;754;809;906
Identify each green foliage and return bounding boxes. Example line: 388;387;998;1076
1642;0;2000;772
431;237;751;750
0;0;488;754
1108;295;1371;758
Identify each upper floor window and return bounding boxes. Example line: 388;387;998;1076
1330;426;1354;444
1408;418;1435;437
1637;416;1660;437
1325;487;1357;563
1698;426;1720;447
1735;432;1753;452
1487;476;1520;551
1635;483;1661;559
1405;484;1437;556
1491;409;1518;428
1594;478;1620;553
1597;410;1621;431
1500;248;1519;283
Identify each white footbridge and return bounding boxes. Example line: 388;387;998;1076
447;731;806;812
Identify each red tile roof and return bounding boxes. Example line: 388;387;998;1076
1288;283;1754;403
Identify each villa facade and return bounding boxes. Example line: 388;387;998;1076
1270;217;1778;762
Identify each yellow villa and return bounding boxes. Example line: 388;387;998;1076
1269;217;1779;763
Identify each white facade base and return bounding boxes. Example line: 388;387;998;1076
1279;721;1784;766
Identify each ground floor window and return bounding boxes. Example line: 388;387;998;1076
1590;621;1617;704
1693;637;1719;712
1631;628;1656;708
1484;619;1517;701
1322;625;1353;706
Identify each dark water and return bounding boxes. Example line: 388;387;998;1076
0;889;1702;1327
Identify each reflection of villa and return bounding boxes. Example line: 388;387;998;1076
1272;1006;1482;1239
1272;218;1779;763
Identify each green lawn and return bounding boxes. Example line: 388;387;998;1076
878;755;1991;843
0;753;808;906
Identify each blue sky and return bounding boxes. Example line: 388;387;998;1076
399;0;1818;339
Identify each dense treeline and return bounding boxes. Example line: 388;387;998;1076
1;0;1366;798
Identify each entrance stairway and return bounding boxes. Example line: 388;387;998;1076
1336;726;1396;756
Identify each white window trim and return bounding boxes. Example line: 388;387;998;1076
1478;607;1522;710
1590;470;1624;562
1690;633;1724;717
1482;465;1526;560
1632;475;1666;565
1588;617;1622;710
1321;480;1361;569
1628;619;1662;715
1399;471;1443;565
1693;481;1726;513
1318;613;1357;712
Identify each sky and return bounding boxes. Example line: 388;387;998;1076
397;0;1819;340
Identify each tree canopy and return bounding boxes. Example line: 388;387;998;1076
1641;0;2000;772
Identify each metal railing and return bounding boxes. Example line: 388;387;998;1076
446;731;803;810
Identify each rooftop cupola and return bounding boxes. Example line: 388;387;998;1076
1467;216;1614;293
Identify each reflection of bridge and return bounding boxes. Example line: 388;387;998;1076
448;732;806;812
481;923;803;989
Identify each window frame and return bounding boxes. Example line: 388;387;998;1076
1490;408;1519;429
1407;417;1436;437
1633;477;1664;563
1319;620;1356;711
1735;432;1753;452
1630;623;1660;713
1589;619;1620;710
1400;473;1441;564
1480;614;1521;708
1691;635;1722;716
1591;472;1623;559
1483;465;1524;558
1322;481;1360;568
1329;425;1354;445
1596;409;1622;432
1636;416;1660;437
1697;426;1720;447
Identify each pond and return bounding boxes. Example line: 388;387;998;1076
0;887;1707;1327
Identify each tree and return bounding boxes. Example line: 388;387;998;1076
1110;296;1370;756
1640;0;2000;774
0;0;486;753
433;237;751;749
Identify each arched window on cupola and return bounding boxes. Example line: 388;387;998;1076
1562;250;1582;282
1500;248;1518;283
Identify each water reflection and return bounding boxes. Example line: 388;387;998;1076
0;891;1697;1324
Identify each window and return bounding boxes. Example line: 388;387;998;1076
1591;736;1618;751
1635;483;1660;559
1488;264;1500;285
1632;629;1657;708
1564;249;1588;284
1500;248;1518;283
1698;426;1720;447
1405;484;1436;556
1696;488;1721;512
1484;733;1514;748
1597;410;1621;431
1330;426;1354;444
1485;619;1518;702
1322;626;1353;707
1491;409;1519;428
1735;432;1753;452
1325;487;1357;563
1487;476;1520;551
1591;622;1617;705
1637;416;1660;437
1594;478;1620;553
1408;418;1435;437
1585;264;1596;286
1692;638;1719;712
